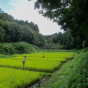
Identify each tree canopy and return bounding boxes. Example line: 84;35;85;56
0;12;45;47
1;2;88;49
34;0;88;48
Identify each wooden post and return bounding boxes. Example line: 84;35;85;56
23;62;24;70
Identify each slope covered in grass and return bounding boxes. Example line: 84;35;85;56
0;41;41;54
39;48;88;88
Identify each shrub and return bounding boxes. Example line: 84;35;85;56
0;41;41;54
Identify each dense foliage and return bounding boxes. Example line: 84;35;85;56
34;0;88;48
0;12;45;47
0;41;41;54
45;30;73;49
0;9;85;50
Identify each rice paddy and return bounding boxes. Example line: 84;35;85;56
0;51;75;88
0;67;40;88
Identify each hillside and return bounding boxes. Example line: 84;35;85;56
0;11;46;48
0;41;41;54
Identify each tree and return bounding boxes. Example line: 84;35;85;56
3;21;11;42
57;32;63;45
29;22;39;32
34;0;88;48
10;22;23;42
0;27;5;42
33;33;46;47
22;24;34;43
0;20;4;27
0;13;14;21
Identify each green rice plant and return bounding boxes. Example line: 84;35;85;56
0;67;40;88
0;59;61;72
12;52;75;60
0;54;11;58
45;49;78;52
0;52;75;72
45;49;67;52
0;51;76;88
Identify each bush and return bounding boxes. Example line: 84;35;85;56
82;40;87;48
0;41;41;54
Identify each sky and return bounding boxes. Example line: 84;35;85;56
0;0;64;35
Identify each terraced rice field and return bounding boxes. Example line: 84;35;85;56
0;52;75;88
0;67;40;88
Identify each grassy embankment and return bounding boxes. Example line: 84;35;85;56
39;47;88;88
0;41;41;54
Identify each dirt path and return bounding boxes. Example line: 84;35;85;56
28;78;49;88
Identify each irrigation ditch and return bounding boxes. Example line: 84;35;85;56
28;77;49;88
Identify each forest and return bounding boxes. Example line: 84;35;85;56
0;11;86;52
0;0;88;51
0;12;70;50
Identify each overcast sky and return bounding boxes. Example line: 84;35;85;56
0;0;64;35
